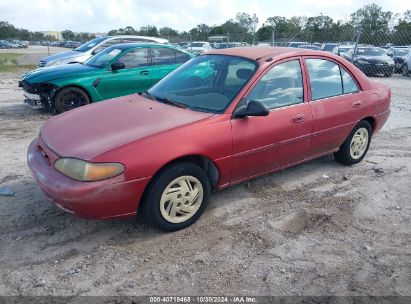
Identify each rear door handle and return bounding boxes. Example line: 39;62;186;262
352;100;362;108
140;70;149;76
290;113;305;123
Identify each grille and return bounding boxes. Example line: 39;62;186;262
38;60;46;67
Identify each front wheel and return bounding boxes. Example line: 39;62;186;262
142;162;211;231
54;86;90;114
334;120;372;166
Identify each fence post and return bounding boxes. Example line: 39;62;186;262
352;29;361;62
272;26;275;46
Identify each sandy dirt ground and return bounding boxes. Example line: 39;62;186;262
0;63;410;296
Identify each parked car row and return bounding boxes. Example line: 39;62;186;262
20;43;194;113
37;35;169;67
0;39;28;48
25;47;391;231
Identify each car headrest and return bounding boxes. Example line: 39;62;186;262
236;68;253;80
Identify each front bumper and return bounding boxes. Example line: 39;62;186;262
19;80;58;110
27;138;151;219
355;63;394;75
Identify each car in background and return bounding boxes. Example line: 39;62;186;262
343;47;395;77
286;41;309;48
332;45;353;56
8;40;22;48
37;35;169;68
20;44;194;113
321;43;339;52
402;49;411;76
0;40;11;49
298;44;320;50
386;47;410;73
188;41;212;54
27;47;390;231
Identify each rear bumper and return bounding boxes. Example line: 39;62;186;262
373;109;390;133
27;139;151;219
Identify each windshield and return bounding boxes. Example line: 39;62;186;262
356;48;387;57
324;44;339;51
394;48;409;56
191;43;205;47
339;47;352;53
74;37;109;52
84;47;123;68
148;55;258;113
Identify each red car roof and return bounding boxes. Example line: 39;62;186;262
205;47;321;60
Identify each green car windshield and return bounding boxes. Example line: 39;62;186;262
74;37;108;52
147;55;257;113
84;47;123;68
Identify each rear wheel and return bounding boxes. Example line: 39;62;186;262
141;162;211;231
402;64;409;77
334;120;372;166
54;86;90;114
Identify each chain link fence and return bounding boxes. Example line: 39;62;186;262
159;27;411;78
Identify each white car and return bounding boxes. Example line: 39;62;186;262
38;35;169;67
188;41;212;54
402;49;411;76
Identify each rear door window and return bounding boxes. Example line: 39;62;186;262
306;59;343;100
152;48;176;65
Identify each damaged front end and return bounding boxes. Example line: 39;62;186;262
18;80;58;111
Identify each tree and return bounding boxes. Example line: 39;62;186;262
350;3;392;44
0;21;17;39
61;30;76;41
31;31;45;41
393;10;411;44
256;25;273;42
138;25;159;37
236;12;258;43
159;27;178;37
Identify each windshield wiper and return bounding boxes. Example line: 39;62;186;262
140;91;187;109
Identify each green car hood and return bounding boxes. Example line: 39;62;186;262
21;63;100;84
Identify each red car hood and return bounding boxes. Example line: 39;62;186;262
40;94;213;160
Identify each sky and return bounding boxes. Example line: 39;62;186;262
0;0;409;33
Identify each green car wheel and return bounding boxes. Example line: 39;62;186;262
54;86;90;114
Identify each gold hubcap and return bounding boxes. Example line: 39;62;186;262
350;128;369;159
160;176;203;224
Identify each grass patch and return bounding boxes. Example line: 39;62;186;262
0;53;36;73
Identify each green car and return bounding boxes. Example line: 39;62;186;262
19;44;194;113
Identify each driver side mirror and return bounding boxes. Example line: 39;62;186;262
233;100;269;118
111;62;125;71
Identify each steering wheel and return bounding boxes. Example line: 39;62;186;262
222;87;237;98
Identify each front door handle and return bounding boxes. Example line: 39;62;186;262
290;113;305;123
352;100;362;108
140;70;150;76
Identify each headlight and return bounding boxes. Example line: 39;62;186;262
54;158;124;182
356;59;369;64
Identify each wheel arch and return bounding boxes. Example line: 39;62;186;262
362;116;376;133
152;154;220;187
53;84;93;104
137;154;220;214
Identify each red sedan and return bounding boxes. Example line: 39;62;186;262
28;47;391;231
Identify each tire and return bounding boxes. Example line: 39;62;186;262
402;64;409;77
334;120;372;166
384;71;393;77
141;162;211;232
54;86;90;114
